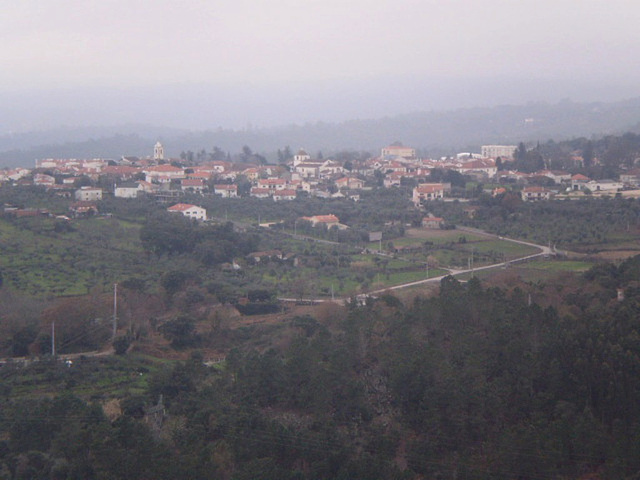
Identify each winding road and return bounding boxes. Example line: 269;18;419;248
280;229;555;304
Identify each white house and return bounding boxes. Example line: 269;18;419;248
455;159;497;178
294;163;321;179
422;215;444;229
257;178;287;191
214;184;238;198
587;179;623;192
538;170;571;184
181;178;206;193
570;174;591;191
273;189;297;201
335;176;365;190
412;184;445;206
75;187;103;201
620;169;640;187
250;187;271;199
167;203;207;221
114;183;141;198
521;186;552;201
300;214;345;229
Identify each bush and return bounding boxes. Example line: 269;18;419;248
112;335;131;355
159;315;199;348
235;303;281;315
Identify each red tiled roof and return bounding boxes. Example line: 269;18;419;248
167;203;197;212
302;214;339;223
146;165;183;173
274;189;297;196
572;174;590;181
182;179;204;186
416;184;444;193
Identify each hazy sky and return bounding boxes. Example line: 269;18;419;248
2;0;640;90
2;0;640;131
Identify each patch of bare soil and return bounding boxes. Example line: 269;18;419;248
592;250;640;261
404;228;463;240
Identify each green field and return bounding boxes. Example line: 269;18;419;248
0;216;148;296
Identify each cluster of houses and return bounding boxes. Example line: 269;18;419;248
496;171;624;202
2;141;637;221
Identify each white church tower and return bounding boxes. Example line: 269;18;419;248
293;148;310;166
153;142;165;161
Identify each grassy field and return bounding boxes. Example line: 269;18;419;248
455;257;596;285
520;259;593;272
0;216;147;296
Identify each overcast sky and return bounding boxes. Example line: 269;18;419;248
2;0;639;89
2;0;640;130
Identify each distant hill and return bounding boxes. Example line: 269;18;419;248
2;98;640;167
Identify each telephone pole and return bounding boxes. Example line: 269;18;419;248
112;283;118;340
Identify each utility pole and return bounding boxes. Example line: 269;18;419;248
470;250;475;276
113;283;118;340
51;321;55;357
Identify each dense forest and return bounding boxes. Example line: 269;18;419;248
2;253;640;478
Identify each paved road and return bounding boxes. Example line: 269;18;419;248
279;230;554;303
370;232;553;294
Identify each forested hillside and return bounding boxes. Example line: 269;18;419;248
2;259;640;479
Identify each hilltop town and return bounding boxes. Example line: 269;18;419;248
3;138;640;224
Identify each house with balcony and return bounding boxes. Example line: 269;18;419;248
521;186;552;201
412;184;445;206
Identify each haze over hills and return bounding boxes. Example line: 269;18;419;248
4;1;640;168
2;91;640;168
